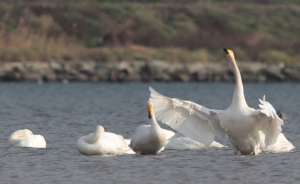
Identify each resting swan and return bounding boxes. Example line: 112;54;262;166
129;101;166;155
9;129;46;148
164;132;226;150
76;125;130;155
149;48;289;155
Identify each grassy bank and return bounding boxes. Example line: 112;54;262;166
0;1;300;63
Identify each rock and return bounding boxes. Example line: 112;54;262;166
282;66;300;81
0;61;297;82
263;64;285;81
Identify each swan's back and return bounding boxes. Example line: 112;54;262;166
99;132;130;155
15;135;46;148
165;137;205;150
164;132;226;150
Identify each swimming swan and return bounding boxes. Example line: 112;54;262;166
164;132;226;150
76;125;130;155
129;101;166;155
9;129;46;148
149;48;286;155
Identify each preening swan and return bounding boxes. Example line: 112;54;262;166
164;132;226;150
149;48;288;155
76;125;130;155
129;101;166;155
9;129;46;148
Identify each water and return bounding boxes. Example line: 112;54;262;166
0;83;299;184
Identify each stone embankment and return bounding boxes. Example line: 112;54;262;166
0;61;299;82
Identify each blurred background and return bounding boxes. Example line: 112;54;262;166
0;0;299;64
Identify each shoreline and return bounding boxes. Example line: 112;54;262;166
0;61;299;83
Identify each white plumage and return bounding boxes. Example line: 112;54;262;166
76;125;130;155
129;101;166;155
259;131;295;152
9;129;46;148
149;48;291;155
164;132;226;150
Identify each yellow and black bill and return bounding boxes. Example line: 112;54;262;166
148;107;153;119
223;48;229;54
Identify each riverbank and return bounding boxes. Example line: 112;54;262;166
1;2;300;63
0;61;299;82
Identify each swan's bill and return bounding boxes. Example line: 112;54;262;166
148;100;153;119
223;48;235;61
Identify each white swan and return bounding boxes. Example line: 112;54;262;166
149;48;288;155
76;125;130;155
129;101;166;155
164;132;226;150
9;129;46;148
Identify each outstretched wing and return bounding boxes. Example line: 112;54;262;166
255;95;283;147
149;87;225;147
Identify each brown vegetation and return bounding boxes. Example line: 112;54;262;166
0;2;299;63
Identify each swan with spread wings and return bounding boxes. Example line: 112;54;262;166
149;48;285;155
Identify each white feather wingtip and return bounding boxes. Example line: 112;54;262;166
149;86;154;92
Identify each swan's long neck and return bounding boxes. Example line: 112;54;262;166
150;114;162;136
230;58;248;109
9;130;27;146
88;129;102;144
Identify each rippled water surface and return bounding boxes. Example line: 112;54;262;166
0;83;299;184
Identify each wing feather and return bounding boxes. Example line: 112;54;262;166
149;87;225;147
255;95;283;147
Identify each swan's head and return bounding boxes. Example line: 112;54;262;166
95;125;105;133
147;100;153;119
223;48;235;61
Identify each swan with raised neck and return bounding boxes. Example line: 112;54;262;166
149;48;287;155
129;100;166;155
223;48;248;109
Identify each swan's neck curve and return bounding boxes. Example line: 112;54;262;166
230;58;248;109
9;130;27;146
88;129;103;144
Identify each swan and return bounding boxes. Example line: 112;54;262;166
129;101;166;155
149;48;287;155
124;128;173;153
9;129;46;148
164;132;226;150
76;125;130;155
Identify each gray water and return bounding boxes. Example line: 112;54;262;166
0;83;299;184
